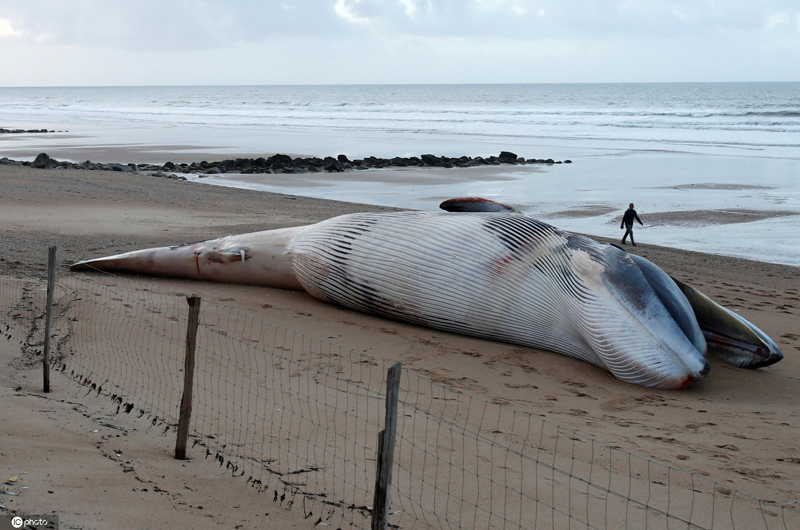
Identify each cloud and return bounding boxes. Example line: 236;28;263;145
0;18;26;38
335;0;371;24
0;1;352;50
397;0;425;17
0;0;797;85
4;1;799;45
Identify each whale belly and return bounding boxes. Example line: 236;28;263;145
290;211;597;363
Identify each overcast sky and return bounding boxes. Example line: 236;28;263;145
1;0;798;86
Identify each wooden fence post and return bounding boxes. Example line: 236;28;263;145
42;245;56;393
175;295;201;460
371;362;402;530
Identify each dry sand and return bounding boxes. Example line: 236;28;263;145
1;164;799;528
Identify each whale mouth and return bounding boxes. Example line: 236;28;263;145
704;331;784;368
668;276;784;369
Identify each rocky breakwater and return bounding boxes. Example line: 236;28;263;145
162;151;570;175
0;128;55;134
1;151;571;178
0;153;190;178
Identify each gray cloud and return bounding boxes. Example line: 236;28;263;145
4;1;798;45
0;0;797;85
1;1;350;50
330;1;800;39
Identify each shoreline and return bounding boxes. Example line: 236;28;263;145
4;149;799;269
1;163;799;527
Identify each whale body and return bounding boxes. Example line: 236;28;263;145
70;199;783;389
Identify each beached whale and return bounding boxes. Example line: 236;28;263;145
70;197;783;389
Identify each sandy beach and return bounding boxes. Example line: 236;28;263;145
1;163;799;529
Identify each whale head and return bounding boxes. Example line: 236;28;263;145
548;234;711;389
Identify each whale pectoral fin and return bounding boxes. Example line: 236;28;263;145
671;277;784;368
440;197;520;213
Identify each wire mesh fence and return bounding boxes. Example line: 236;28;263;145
1;271;798;530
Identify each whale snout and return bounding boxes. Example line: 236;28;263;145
618;347;710;390
666;360;711;390
659;364;710;390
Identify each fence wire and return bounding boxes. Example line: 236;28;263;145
1;276;48;364
1;272;798;530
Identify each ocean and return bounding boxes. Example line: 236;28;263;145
1;83;799;266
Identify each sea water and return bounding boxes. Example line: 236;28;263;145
1;83;798;265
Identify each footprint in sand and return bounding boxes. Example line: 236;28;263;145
498;348;539;373
504;383;539;389
600;394;669;412
727;466;782;483
562;379;597;399
601;398;638;412
415;369;487;393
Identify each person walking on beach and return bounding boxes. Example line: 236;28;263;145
620;203;643;246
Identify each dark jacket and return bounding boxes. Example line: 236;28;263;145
621;209;642;228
